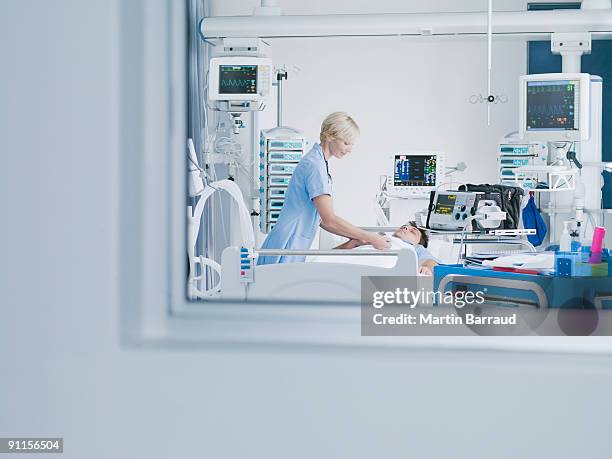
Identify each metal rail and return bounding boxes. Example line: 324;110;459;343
256;249;401;256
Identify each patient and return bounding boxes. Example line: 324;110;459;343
335;221;438;275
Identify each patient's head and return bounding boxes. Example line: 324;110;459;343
393;221;429;247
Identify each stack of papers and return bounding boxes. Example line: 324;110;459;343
482;253;554;270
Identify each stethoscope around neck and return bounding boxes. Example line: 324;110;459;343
324;159;333;184
321;148;333;183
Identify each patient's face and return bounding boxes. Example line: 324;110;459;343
393;225;421;245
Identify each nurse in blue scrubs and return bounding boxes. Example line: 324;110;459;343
258;112;391;265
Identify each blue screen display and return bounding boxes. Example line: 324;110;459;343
394;155;437;187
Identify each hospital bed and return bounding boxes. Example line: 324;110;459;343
220;245;421;303
217;227;534;303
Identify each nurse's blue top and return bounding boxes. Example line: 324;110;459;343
258;143;332;265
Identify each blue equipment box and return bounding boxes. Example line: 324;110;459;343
433;265;612;309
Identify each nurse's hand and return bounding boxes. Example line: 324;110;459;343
369;234;391;250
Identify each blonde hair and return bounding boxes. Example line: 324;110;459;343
319;112;360;144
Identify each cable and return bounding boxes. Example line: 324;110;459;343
210;162;229;250
486;0;493;126
586;211;597;237
457;215;478;263
437;181;467;192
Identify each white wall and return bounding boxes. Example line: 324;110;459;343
3;1;612;459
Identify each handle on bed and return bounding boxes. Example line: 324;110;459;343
437;274;548;308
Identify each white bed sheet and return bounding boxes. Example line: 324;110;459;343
309;238;412;269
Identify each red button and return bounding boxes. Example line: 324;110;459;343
240;271;245;275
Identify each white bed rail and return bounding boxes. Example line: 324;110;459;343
257;249;402;256
220;246;420;302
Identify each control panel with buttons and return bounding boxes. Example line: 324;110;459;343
239;247;255;283
498;141;547;189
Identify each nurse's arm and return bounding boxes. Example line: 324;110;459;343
334;238;367;249
313;195;389;248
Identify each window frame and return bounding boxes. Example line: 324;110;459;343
116;0;612;353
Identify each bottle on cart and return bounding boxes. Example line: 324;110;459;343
560;221;571;252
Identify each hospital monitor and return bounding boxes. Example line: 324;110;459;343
387;152;445;197
208;56;273;102
519;73;591;142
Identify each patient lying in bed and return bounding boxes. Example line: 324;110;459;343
335;221;439;275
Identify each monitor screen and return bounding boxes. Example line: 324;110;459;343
434;193;456;215
525;80;580;132
393;154;437;187
218;65;257;95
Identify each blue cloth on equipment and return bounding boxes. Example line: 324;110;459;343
522;195;547;246
258;143;332;265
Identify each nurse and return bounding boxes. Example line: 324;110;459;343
258;112;391;265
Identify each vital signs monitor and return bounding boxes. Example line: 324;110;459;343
387;152;445;197
519;73;591;142
208;57;273;102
